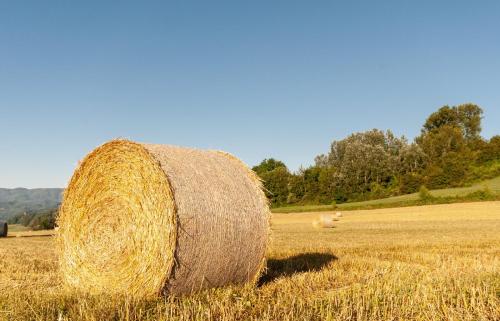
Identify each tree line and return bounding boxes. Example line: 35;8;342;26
253;104;500;207
8;208;57;230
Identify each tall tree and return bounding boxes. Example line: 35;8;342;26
478;135;500;163
418;125;466;161
417;104;483;188
252;158;290;206
456;104;483;141
421;104;483;142
252;158;287;176
322;129;406;196
399;143;428;174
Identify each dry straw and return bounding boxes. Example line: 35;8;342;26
0;221;7;237
57;140;270;298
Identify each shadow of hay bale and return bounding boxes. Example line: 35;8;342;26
258;252;337;285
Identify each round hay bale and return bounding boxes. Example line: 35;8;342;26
0;221;7;237
312;214;336;228
57;140;270;297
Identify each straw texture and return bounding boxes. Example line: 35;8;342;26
57;140;270;298
0;221;7;237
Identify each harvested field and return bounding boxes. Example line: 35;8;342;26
0;201;499;320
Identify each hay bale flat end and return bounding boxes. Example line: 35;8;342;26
0;221;7;237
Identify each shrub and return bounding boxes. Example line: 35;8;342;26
400;173;424;194
419;185;433;200
465;185;496;201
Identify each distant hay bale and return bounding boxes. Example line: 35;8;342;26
57;140;270;298
312;214;337;228
0;221;7;237
336;212;342;217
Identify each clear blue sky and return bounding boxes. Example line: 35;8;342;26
1;1;499;188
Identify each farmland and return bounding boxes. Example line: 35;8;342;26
1;201;499;320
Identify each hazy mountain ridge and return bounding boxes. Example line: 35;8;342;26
0;188;63;220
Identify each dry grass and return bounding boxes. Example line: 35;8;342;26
1;201;499;320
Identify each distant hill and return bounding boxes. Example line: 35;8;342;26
0;188;63;220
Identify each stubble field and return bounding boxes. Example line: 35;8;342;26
1;202;499;320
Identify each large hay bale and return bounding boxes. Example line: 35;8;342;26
0;221;7;237
57;140;270;297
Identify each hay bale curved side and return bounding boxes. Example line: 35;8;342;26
215;150;271;284
57;140;270;297
143;144;270;294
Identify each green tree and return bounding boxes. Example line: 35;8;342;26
478;135;500;163
417;104;483;188
322;129;406;197
252;159;290;206
422;106;459;133
456;104;483;141
418;126;473;188
300;166;322;203
287;172;305;204
397;143;428;192
253;103;494;206
252;158;287;176
418;125;467;161
421;104;483;142
399;172;425;194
